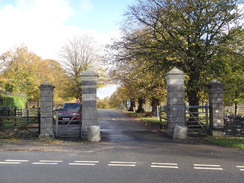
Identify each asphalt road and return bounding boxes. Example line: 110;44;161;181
0;109;243;183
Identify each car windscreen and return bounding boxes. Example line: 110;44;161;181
63;103;81;110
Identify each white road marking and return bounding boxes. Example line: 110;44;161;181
69;161;99;166
108;164;136;167
74;161;99;163
33;160;63;165
152;163;178;165
69;163;96;166
33;162;59;165
110;161;136;164
0;159;29;165
194;164;223;170
108;161;136;167
0;162;21;164
39;160;63;163
236;166;244;171
1;159;242;172
112;118;115;121
194;164;221;167
151;162;178;169
5;159;29;162
194;167;223;170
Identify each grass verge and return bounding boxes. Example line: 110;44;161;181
206;136;244;149
121;110;244;148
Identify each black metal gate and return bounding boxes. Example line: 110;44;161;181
186;105;210;134
55;110;82;139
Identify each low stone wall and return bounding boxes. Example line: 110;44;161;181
224;115;244;136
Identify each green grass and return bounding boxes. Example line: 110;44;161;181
0;117;37;127
140;117;161;123
206;136;244;149
122;111;167;128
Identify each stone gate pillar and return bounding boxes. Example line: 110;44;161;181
81;70;100;141
165;68;187;138
39;81;55;139
208;80;224;136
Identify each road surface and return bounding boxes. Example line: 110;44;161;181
0;109;243;183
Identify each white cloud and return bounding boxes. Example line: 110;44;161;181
0;0;120;60
80;0;93;11
15;0;73;23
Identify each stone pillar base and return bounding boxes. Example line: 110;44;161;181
167;130;174;137
39;133;54;139
81;126;88;140
173;125;188;139
212;130;224;137
87;126;101;142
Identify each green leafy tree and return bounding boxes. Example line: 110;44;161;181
114;0;243;107
212;29;244;114
97;97;111;109
0;46;73;103
0;46;42;98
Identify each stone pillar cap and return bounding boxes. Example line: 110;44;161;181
210;79;222;84
81;70;99;78
39;81;55;88
165;67;185;76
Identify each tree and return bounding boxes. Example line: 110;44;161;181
108;28;168;112
116;0;243;107
97;97;111;109
59;35;101;98
212;29;244;114
0;46;72;103
108;85;132;109
37;59;74;103
0;46;42;98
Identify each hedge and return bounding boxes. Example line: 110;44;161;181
0;94;27;108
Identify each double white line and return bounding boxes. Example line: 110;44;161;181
0;159;29;164
236;166;244;171
69;161;99;166
194;164;223;170
108;161;136;167
151;162;178;169
33;160;63;165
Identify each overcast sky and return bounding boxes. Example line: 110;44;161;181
0;0;137;98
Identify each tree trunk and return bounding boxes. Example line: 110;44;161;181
234;103;238;116
151;97;160;113
128;99;136;112
186;72;201;121
136;98;145;113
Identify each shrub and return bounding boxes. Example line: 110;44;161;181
0;94;27;108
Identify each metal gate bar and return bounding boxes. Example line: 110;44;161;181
55;110;82;138
186;105;209;131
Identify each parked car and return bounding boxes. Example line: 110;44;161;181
57;103;82;123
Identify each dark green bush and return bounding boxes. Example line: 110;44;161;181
0;94;27;108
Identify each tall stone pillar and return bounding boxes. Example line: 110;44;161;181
81;70;100;141
208;80;224;136
39;81;55;139
165;67;187;138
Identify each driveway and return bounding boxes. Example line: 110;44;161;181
0;109;243;183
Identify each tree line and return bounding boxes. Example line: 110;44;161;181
0;35;106;106
105;0;244;114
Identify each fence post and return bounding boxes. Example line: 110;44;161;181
208;80;224;136
205;104;209;131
